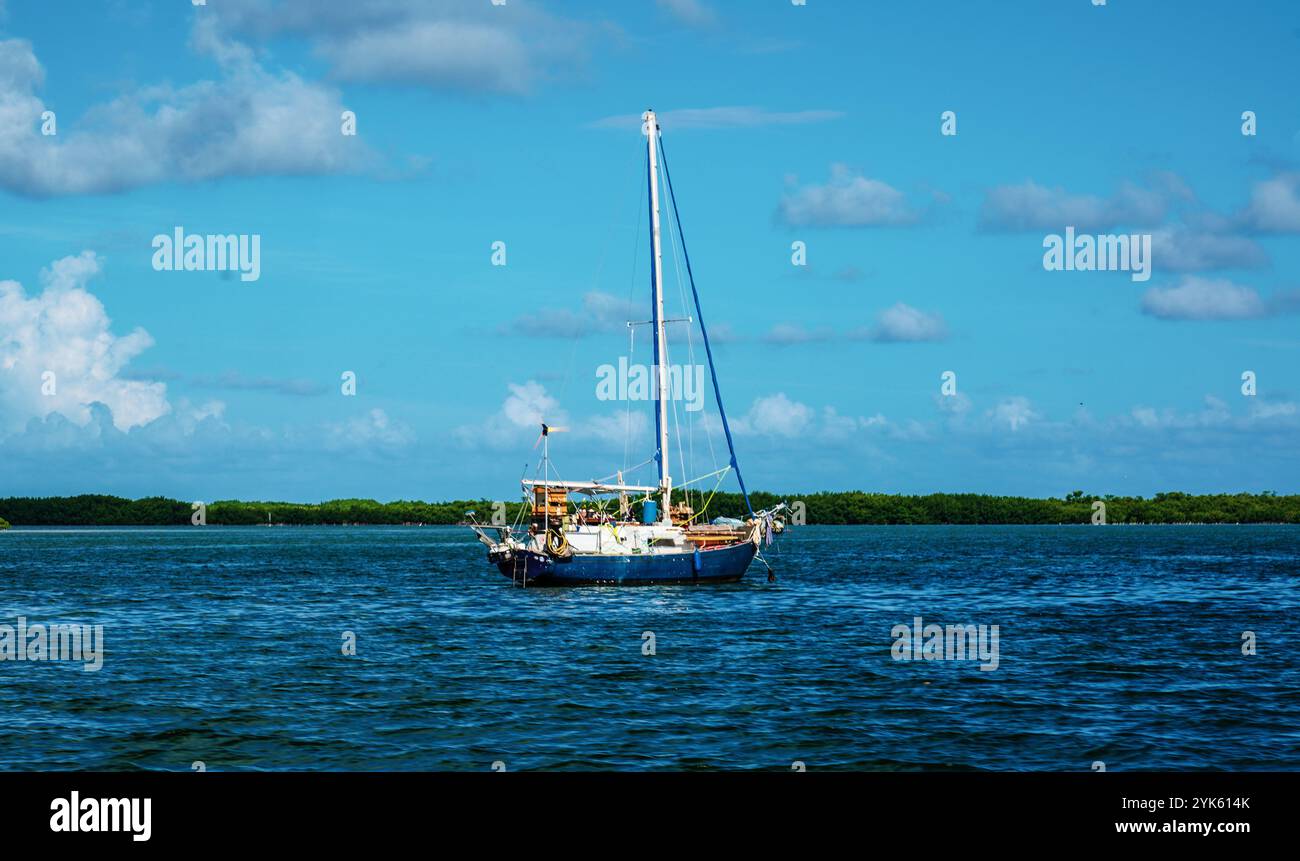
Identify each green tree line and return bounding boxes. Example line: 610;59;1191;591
1;491;1298;526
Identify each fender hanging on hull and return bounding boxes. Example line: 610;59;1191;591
495;540;757;587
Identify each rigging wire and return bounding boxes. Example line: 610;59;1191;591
656;141;704;514
657;147;721;516
656;152;694;515
657;134;755;517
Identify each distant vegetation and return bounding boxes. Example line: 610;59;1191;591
0;491;1297;526
0;516;9;529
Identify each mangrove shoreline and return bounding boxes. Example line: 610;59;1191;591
1;492;1298;526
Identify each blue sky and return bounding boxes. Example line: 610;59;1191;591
1;0;1298;502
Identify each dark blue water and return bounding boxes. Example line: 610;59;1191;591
1;525;1297;771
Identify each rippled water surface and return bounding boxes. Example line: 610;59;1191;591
1;525;1297;770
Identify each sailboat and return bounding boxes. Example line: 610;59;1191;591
469;109;787;586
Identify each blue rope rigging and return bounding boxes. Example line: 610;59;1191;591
657;136;755;517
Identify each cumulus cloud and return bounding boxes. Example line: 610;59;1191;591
455;379;652;453
1238;172;1300;233
325;408;415;450
0;32;364;197
936;390;973;417
855;302;949;343
756;305;949;346
206;0;592;95
727;389;1299;478
0;394;419;498
1130;395;1233;431
501;380;562;429
989;396;1039;433
589;106;842;131
320;22;541;93
980;172;1288;272
731;393;813;438
1140;277;1271;321
978;178;1173;232
778;165;930;227
0;252;169;433
729;394;927;443
1149;227;1268;272
455;380;564;450
1247;399;1298;420
1126;395;1299;433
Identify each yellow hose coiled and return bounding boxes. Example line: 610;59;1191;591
545;529;570;557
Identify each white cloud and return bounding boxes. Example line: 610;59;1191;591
1239;172;1300;233
0;33;364;197
756;305;949;346
818;405;867;440
175;399;227;435
1249;400;1298;420
207;0;592;95
978;178;1171;232
455;379;654;453
857;302;948;343
0;395;423;498
1149;227;1268;272
1129;395;1235;430
321;21;536;93
0;252;169;434
989;396;1039;433
502;381;561;430
778;165;927;227
455;380;565;450
936;391;973;417
325;408;415;450
1140;277;1268;321
730;395;927;443
980;172;1281;271
732;393;813;438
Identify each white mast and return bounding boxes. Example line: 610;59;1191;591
644;109;672;522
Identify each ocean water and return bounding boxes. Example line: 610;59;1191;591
1;524;1296;771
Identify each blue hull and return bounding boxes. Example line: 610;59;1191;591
494;540;757;586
